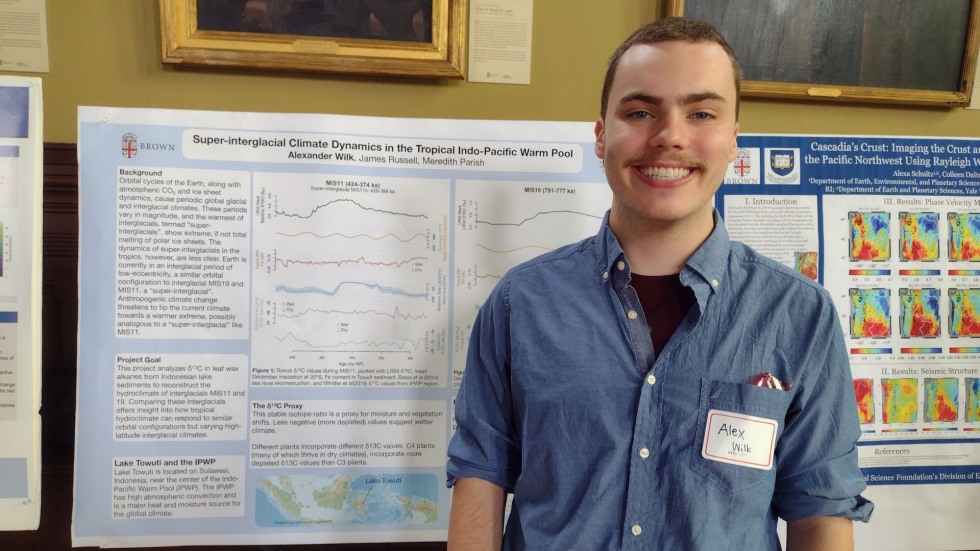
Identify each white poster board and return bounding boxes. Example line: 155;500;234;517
0;76;43;530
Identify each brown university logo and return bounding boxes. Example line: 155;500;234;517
122;133;138;158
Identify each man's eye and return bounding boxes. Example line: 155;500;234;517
691;112;714;120
628;111;651;120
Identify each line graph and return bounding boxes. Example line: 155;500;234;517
274;197;429;220
274;255;429;269
275;282;428;299
475;243;553;255
476;269;502;281
277;331;427;353
274;230;428;243
251;171;450;387
279;305;427;322
476;209;603;227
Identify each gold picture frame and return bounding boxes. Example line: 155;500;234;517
160;0;466;79
666;0;980;106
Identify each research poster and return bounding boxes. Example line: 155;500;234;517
0;76;42;531
73;107;611;547
75;106;980;550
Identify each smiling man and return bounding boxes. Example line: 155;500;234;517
447;18;872;550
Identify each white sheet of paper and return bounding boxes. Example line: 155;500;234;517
0;0;49;73
467;0;533;85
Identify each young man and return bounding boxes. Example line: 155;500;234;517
447;17;872;550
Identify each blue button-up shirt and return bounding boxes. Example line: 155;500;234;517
447;212;872;550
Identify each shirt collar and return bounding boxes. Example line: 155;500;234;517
594;209;731;293
596;211;626;279
682;209;730;293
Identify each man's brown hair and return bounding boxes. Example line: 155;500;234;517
600;17;742;119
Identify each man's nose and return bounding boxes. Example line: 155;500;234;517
648;112;690;150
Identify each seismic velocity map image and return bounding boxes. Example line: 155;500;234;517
853;379;876;424
968;378;980;423
899;288;941;338
882;378;918;424
899;212;940;261
924;378;959;422
849;211;890;261
950;288;980;337
949;212;980;261
850;288;891;338
256;474;438;527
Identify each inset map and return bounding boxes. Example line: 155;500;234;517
794;251;818;280
256;473;438;527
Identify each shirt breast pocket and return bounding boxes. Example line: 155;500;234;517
690;379;793;496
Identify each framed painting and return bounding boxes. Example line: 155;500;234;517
666;0;980;106
160;0;466;79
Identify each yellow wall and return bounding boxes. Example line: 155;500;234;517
17;1;980;143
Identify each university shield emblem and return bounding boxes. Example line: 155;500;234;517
122;133;138;158
769;149;794;177
733;149;752;177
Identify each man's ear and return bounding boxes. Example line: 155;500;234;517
594;119;606;160
728;121;740;162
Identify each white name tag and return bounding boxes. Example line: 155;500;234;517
701;409;778;470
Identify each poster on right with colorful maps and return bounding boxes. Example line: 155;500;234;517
715;134;980;551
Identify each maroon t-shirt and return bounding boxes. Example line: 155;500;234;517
629;273;695;354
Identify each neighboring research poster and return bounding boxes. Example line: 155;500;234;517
714;134;980;551
0;76;43;530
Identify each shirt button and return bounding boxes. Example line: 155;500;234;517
711;278;719;287
638;447;650;459
617;261;626;271
602;271;609;280
631;524;642;536
646;374;656;385
627;310;638;320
